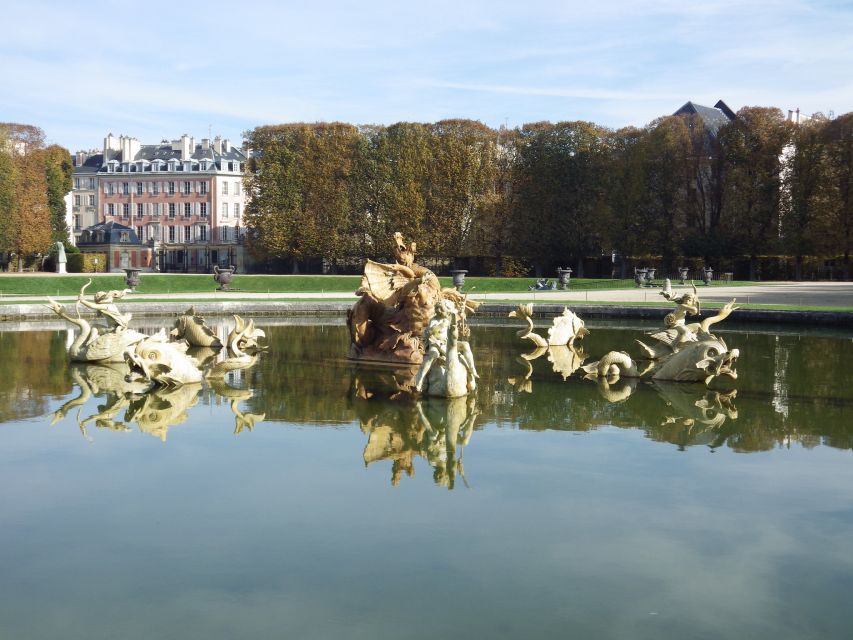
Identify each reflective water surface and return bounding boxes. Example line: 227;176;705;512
1;318;852;639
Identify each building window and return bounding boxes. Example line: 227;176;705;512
200;182;208;195
74;195;81;206
120;232;129;243
74;178;80;189
122;203;130;218
222;181;228;195
234;203;240;218
221;202;228;218
153;203;160;217
184;226;191;242
169;226;175;242
234;181;241;195
136;225;144;240
169;203;176;218
122;182;129;195
153;182;160;195
74;215;81;230
108;203;115;216
227;161;233;171
168;181;175;195
184;202;191;217
88;178;95;189
107;183;115;195
88;194;95;206
200;202;207;217
183;181;191;195
136;182;143;195
137;203;144;218
199;226;207;241
221;226;229;242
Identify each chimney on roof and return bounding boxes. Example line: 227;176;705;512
201;138;210;150
223;139;231;153
103;133;120;159
180;134;191;161
213;135;222;154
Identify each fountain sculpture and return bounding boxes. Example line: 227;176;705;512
347;232;480;398
582;279;740;385
46;282;267;436
347;232;478;366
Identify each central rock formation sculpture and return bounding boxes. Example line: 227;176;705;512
347;232;478;366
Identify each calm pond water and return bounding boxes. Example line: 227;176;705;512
1;317;852;640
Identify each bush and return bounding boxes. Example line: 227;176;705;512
67;252;106;273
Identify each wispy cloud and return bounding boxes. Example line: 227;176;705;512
2;0;852;149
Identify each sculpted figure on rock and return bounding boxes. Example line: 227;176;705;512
347;232;477;365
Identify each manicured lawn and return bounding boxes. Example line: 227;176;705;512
0;273;759;297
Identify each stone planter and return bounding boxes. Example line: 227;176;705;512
124;268;141;291
214;265;235;291
678;266;689;284
557;267;573;290
449;269;468;291
644;268;656;287
703;267;714;286
634;268;646;288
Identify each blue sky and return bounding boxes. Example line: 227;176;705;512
2;0;852;151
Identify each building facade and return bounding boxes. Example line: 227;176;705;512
72;133;249;271
70;150;102;244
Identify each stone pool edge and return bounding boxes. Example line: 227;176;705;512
1;301;851;327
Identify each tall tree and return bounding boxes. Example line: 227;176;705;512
244;123;359;272
426;119;500;257
0;128;18;255
509;121;612;275
781;116;830;279
718;107;791;279
43;144;74;244
1;123;51;270
820;112;853;279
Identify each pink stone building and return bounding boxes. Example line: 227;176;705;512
96;133;249;272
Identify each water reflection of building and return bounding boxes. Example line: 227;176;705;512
771;335;790;419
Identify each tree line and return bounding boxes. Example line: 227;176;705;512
0;123;73;271
244;108;853;279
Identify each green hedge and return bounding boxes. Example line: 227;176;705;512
67;253;107;273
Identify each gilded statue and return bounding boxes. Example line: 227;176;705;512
347;232;478;365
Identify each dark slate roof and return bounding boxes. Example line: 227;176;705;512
673;100;735;136
100;141;246;170
78;221;142;245
73;154;104;174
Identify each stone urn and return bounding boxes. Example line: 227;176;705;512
124;268;141;291
703;267;713;286
644;268;656;287
214;265;236;291
634;268;646;288
556;267;573;290
449;269;468;291
678;266;689;284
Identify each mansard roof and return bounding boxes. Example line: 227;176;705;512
99;141;246;171
78;221;142;245
673;99;736;136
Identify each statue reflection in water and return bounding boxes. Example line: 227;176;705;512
508;347;740;446
51;361;264;442
49;304;268;441
351;369;479;489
